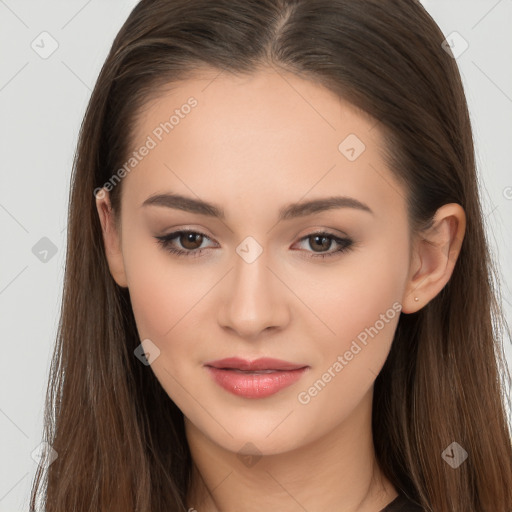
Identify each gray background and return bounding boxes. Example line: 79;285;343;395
1;1;511;510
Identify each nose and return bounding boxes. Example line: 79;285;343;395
217;246;291;340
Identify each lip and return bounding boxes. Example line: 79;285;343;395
204;357;307;371
204;357;309;399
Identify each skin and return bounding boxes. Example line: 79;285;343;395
96;66;465;512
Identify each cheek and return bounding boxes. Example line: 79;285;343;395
298;235;408;384
122;232;210;341
308;241;405;332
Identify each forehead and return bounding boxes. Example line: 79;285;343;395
133;66;378;156
121;67;406;221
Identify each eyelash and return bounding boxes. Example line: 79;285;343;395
155;230;354;260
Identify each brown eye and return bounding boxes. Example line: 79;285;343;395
308;234;334;253
180;232;204;250
155;230;353;261
155;230;215;258
294;232;354;260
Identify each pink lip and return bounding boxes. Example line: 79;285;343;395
204;357;309;399
204;357;307;371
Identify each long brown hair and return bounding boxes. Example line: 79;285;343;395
30;0;512;510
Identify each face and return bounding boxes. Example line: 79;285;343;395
100;67;415;456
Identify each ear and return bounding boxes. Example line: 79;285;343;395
401;203;466;314
95;188;128;288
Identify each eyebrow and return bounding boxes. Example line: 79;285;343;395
141;193;374;220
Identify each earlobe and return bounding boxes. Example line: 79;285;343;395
401;203;466;314
95;188;128;288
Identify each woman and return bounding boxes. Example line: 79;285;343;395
30;0;512;511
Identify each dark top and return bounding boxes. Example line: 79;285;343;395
380;493;424;511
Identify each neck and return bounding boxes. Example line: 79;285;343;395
185;388;398;512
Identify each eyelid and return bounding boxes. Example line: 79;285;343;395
155;228;218;249
291;232;354;259
293;225;350;240
154;227;354;260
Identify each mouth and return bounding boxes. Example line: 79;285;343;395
217;369;289;374
204;357;308;372
203;357;309;399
